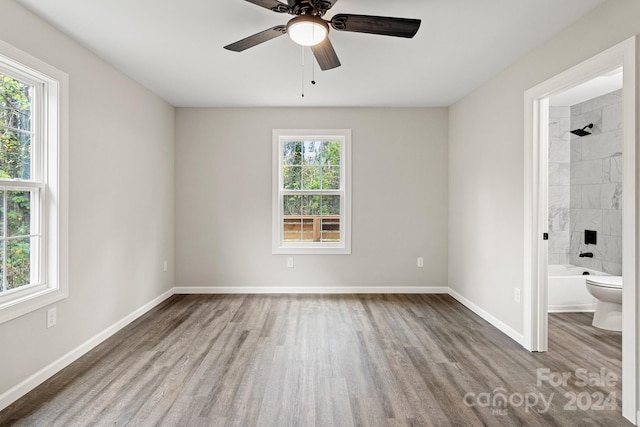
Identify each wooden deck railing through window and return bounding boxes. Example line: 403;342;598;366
283;215;340;242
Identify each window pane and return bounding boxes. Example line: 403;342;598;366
0;128;31;180
283;141;302;165
321;195;340;242
301;195;321;216
322;166;340;190
6;237;31;289
301;217;316;241
283;166;301;190
1;74;32;132
322;195;341;215
294;205;318;242
283;195;301;242
8;190;31;236
302;166;322;190
301;141;317;165
283;217;302;242
1;74;32;180
321;217;340;242
283;195;301;216
317;141;341;166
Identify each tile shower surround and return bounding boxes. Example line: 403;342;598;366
548;90;622;275
548;106;571;265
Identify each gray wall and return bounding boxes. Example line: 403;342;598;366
0;0;175;397
175;108;448;289
449;0;640;334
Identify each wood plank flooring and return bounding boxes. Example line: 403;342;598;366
0;294;630;426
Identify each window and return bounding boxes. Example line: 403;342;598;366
0;40;68;324
272;129;351;254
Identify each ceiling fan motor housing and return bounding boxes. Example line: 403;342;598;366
291;0;333;16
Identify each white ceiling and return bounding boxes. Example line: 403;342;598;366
17;0;606;107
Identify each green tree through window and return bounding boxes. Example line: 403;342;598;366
0;73;34;291
282;140;341;242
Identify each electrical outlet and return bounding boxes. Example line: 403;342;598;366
287;257;294;268
47;307;57;328
163;260;168;272
514;288;521;304
417;257;424;268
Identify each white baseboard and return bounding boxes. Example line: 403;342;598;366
448;288;525;346
174;286;450;294
0;288;174;412
549;304;596;313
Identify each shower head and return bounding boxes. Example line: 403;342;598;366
570;123;594;137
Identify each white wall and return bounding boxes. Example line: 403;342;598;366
176;108;448;289
0;0;175;399
449;0;640;334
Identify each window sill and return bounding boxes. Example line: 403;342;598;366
273;245;351;255
0;286;68;325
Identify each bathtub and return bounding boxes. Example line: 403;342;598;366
548;265;605;312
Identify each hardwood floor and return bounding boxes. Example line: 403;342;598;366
0;294;630;426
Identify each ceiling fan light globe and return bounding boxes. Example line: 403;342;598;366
287;16;328;46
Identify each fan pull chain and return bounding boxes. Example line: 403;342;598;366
301;47;305;98
301;48;318;97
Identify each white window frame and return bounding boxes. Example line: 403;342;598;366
0;40;69;324
272;129;351;255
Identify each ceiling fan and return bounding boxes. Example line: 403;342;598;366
224;0;421;71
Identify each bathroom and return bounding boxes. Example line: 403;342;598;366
547;69;623;331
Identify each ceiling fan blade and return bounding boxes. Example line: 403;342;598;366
245;0;291;14
330;14;421;38
310;37;341;71
224;26;287;52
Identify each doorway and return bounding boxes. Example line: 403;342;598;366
524;37;637;423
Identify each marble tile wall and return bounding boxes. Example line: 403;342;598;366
548;106;571;265
569;89;623;274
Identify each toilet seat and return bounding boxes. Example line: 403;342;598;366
586;276;622;289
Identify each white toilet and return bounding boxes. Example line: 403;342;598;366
585;276;623;332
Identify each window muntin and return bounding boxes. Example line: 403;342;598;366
273;130;351;254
